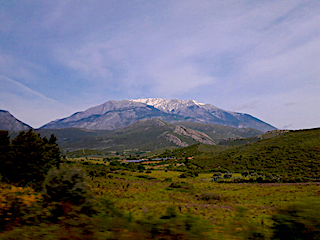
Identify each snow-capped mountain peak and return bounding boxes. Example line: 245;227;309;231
41;98;276;132
130;98;206;112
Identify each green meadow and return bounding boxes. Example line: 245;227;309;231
1;129;320;239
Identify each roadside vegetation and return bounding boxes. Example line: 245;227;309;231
1;128;320;239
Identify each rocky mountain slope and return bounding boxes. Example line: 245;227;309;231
41;98;276;132
38;119;262;151
0;110;32;131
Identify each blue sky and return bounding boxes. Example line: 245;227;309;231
1;0;320;129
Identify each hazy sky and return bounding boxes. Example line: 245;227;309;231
1;1;320;129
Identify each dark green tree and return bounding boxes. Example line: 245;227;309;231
0;130;61;188
0;130;10;149
0;131;10;178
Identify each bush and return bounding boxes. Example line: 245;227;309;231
178;171;199;178
42;164;95;219
197;192;224;201
241;170;250;177
167;182;193;190
0;185;43;232
223;173;233;179
134;207;212;239
212;172;223;182
164;177;172;182
272;199;320;240
42;164;93;205
213;172;222;177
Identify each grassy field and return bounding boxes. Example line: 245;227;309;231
87;169;320;239
2;128;320;239
1;165;320;239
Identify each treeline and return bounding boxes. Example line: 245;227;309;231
0;130;60;189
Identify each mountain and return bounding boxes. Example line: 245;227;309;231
37;119;262;151
0;110;32;131
41;98;276;132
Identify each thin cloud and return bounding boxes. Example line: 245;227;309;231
284;102;298;107
0;75;55;102
231;101;260;112
0;1;319;129
0;75;74;128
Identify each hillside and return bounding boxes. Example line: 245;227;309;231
37;119;263;152
181;128;320;179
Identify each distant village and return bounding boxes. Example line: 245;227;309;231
122;157;176;163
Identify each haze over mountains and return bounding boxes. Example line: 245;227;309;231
41;98;276;132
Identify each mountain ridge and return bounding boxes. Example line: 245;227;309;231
37;118;263;151
41;98;276;132
0;110;32;131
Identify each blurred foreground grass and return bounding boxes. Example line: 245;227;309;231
1;169;320;239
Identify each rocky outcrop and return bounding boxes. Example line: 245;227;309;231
173;125;215;145
159;132;188;147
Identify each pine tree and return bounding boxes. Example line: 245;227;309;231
0;130;10;178
0;129;61;188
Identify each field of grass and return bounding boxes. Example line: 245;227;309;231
1;127;320;239
1;163;320;239
87;168;320;239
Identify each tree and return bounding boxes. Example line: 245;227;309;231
0;130;10;149
0;130;61;188
0;131;10;179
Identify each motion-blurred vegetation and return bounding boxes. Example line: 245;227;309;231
1;128;320;239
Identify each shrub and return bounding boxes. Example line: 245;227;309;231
213;172;222;177
223;173;233;179
197;192;224;201
42;164;95;219
241;170;250;177
42;164;93;205
178;173;187;178
212;172;223;182
164;177;172;182
178;171;199;178
0;185;42;232
272;199;320;240
167;182;193;190
136;175;149;179
134;207;212;239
